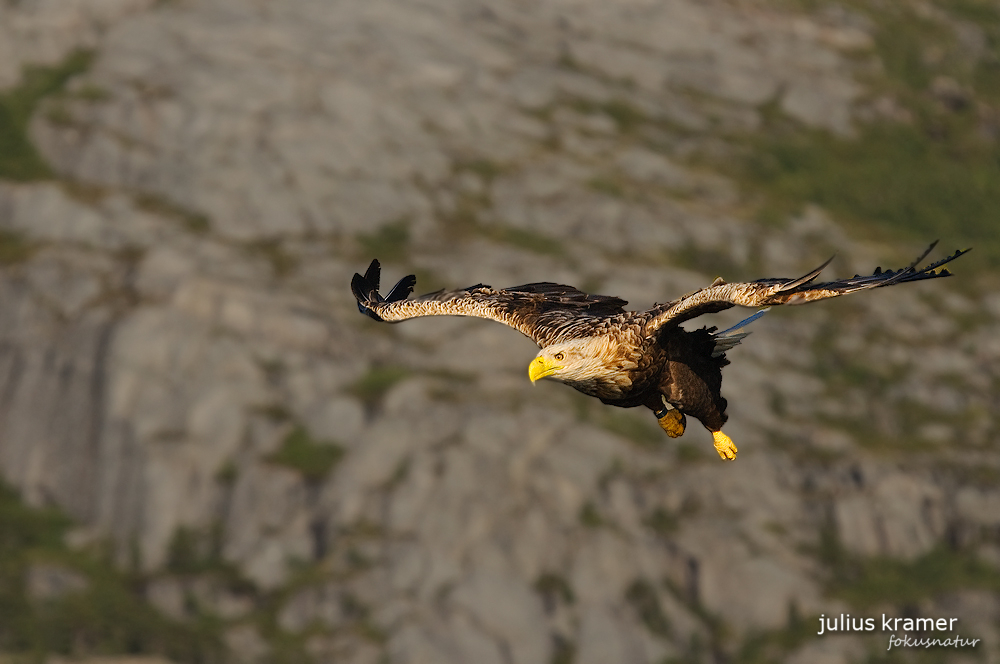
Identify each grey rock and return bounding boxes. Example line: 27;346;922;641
442;613;507;664
300;397;365;448
145;577;187;621
26;563;89;602
669;521;823;633
925;590;999;657
191;577;255;621
224;463;313;588
0;0;155;89
575;604;648;664
387;623;462;664
29;0;866;245
954;488;1000;528
223;625;270;664
977;544;1000;570
615;148;695;190
572;531;661;608
449;571;549;664
0;0;994;662
47;657;176;664
785;635;866;664
305;635;384;664
278;582;345;633
0;182;168;250
835;473;945;559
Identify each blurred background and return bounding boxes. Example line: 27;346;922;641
0;0;998;663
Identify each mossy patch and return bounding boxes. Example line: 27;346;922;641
134;192;211;234
624;579;670;638
165;525;230;577
550;635;576;664
0;230;38;265
812;511;1000;611
357;220;410;262
570;97;647;134
348;365;410;406
251;402;293;422
832;547;1000;609
534;572;575;608
0;481;226;662
0;50;93;181
740;120;995;268
586;176;626;198
482;225;564;256
714;1;1000;273
267;427;345;482
455;158;505;183
578;501;604;528
643;506;679;536
600;411;664;449
244;238;297;277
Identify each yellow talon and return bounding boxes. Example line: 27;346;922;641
713;431;737;461
657;408;686;438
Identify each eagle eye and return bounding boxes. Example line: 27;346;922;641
554;352;565;361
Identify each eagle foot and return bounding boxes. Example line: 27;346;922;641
712;431;738;461
657;409;686;438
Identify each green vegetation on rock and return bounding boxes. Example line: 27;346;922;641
832;546;1000;609
624;578;671;638
0;50;93;181
599;411;664;449
244;238;298;277
578;501;604;528
0;481;226;662
349;365;410;405
357;220;410;262
534;572;575;606
267;426;345;482
742;119;996;268
134;192;212;234
0;230;37;265
723;1;1000;271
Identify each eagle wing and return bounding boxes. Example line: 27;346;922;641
644;242;971;334
352;260;629;347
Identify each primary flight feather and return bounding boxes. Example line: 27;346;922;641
352;242;969;460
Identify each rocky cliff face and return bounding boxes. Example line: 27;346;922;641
1;0;999;663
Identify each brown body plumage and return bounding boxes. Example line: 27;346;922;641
352;243;969;460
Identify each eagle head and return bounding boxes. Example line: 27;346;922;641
528;338;615;384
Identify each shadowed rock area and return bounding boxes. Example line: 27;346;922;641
1;0;999;663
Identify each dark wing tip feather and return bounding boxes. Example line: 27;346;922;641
918;246;971;272
350;272;371;304
778;255;835;292
890;245;971;285
352;260;389;321
908;240;939;269
385;274;417;302
363;259;381;293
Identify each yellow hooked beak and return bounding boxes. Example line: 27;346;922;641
528;355;561;383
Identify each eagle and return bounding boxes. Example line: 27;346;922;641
351;242;968;460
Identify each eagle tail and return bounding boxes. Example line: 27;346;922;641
711;308;769;357
352;259;417;321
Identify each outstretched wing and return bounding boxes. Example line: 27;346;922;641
645;242;971;334
352;260;629;347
